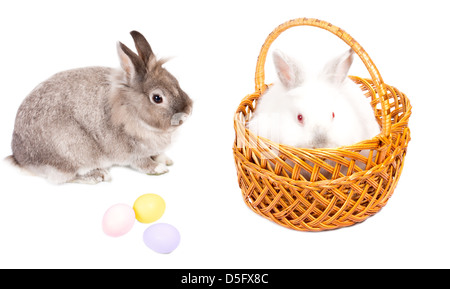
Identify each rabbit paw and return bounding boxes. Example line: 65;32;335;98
73;168;111;184
132;157;169;175
148;163;169;175
153;153;173;166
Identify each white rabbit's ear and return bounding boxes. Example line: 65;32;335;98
321;49;354;84
273;50;304;89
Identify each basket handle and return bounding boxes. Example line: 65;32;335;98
254;18;391;138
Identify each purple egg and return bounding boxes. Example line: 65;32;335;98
143;223;181;254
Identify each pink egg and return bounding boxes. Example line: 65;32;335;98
102;203;135;237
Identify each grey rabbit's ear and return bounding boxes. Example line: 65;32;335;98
320;49;354;84
117;41;147;80
130;30;156;67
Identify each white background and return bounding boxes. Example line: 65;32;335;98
0;0;448;269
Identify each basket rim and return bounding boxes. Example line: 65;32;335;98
233;140;391;187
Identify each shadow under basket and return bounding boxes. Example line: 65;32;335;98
233;18;412;232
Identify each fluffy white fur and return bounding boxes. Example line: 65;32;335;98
248;49;380;149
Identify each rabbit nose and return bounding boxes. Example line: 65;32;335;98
171;112;189;126
312;132;328;148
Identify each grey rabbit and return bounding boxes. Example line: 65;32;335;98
7;30;193;184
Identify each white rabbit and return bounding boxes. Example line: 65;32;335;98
7;31;192;184
248;49;380;149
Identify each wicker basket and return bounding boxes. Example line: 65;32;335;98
233;18;412;231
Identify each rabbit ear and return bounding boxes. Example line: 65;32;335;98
321;49;354;84
117;41;147;80
273;50;304;89
130;30;156;67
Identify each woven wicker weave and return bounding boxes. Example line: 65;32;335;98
233;18;412;231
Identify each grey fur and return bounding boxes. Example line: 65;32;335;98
9;31;192;184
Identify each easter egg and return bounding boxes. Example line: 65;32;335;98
102;204;135;237
133;194;166;223
143;223;180;254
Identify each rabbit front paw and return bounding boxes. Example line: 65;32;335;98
153;153;173;166
150;163;169;175
132;157;169;176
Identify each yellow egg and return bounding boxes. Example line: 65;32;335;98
133;194;166;223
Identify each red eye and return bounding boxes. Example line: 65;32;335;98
297;114;303;123
332;112;335;119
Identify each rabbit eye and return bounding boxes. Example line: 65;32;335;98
297;114;304;123
152;94;163;104
149;89;165;104
332;112;335;119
